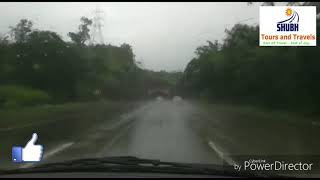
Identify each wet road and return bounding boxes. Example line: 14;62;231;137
10;97;320;174
98;99;223;164
5;98;225;171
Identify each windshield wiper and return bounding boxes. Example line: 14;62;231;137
0;156;287;178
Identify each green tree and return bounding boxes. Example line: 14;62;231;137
180;18;320;113
68;17;93;46
9;19;33;43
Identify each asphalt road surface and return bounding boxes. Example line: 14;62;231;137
99;98;223;164
22;98;226;168
4;97;320;178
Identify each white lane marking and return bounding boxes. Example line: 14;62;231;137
312;121;320;127
0;123;36;132
43;142;74;159
98;122;135;157
0;127;14;132
101;104;150;131
207;139;236;166
20;142;74;169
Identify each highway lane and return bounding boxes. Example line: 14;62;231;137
3;97;320;178
27;98;226;167
99;98;223;164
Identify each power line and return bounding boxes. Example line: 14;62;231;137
236;17;255;24
195;17;256;38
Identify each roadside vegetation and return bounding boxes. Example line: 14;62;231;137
178;7;320;116
0;17;181;110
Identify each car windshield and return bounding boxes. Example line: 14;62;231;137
0;2;320;178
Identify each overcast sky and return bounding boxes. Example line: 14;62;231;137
0;2;262;71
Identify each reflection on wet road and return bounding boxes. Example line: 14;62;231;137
5;96;320;174
99;99;222;164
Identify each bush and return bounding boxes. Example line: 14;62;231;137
0;85;51;108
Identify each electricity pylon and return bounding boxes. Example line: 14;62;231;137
90;5;105;45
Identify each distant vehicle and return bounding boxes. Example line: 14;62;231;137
172;96;182;102
156;96;163;101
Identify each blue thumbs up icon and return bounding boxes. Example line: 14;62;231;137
12;133;44;163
